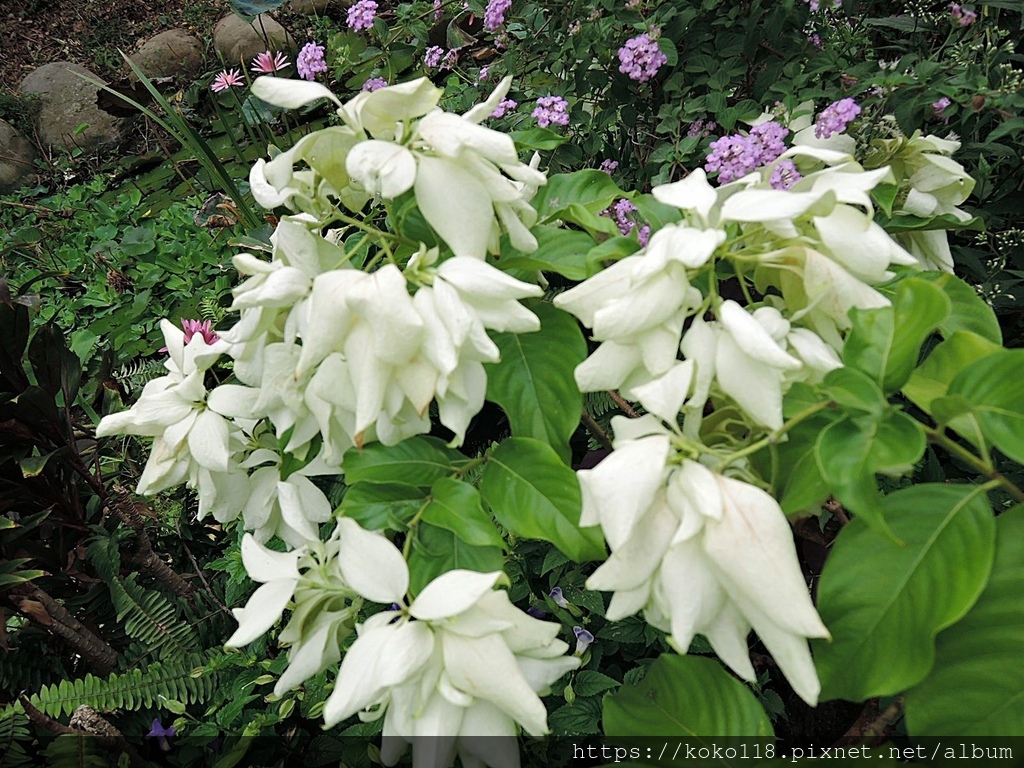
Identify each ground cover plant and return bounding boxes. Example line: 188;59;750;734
1;1;1024;767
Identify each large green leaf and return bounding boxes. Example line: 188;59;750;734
479;438;605;562
407;522;504;595
905;509;1024;735
903;331;1002;414
485;301;586;464
603;655;774;739
945;349;1024;465
814;410;925;538
338;483;426;531
497;227;597;281
420;477;505;549
814;484;996;702
342;436;458;487
843;277;951;393
912;272;1001;344
531;170;625;225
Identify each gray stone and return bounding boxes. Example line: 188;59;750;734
129;29;204;80
213;14;294;70
287;0;332;14
20;62;129;153
0;119;36;194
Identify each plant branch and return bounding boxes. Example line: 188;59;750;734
717;400;834;470
607;390;639;418
924;426;1024;504
581;410;613;451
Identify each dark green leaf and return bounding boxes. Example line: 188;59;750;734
343;436;458;487
497;227;597;281
903;331;1002;414
407;522;504;595
946;349;1024;465
420;477;505;549
338;483;426;531
911;272;1001;344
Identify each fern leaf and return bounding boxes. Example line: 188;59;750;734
108;575;199;660
0;710;33;768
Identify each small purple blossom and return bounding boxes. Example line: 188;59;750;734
251;51;290;75
599;159;619;174
686;118;717;138
568;20;581;34
949;3;977;26
433;0;443;20
532;95;569;128
549;587;569;608
770;160;803;190
442;48;460;69
573;626;595;656
296;42;327;81
211;68;244;93
814;97;861;139
478;66;490;82
145;720;176;753
749;120;790;165
526;605;547;619
809;33;823;49
347;0;378;31
637;224;651;247
617;33;668;83
424;45;445;68
489;98;517;119
484;0;512;31
609;198;638;236
182;319;219;346
704;134;760;184
933;96;952;119
362;77;388;92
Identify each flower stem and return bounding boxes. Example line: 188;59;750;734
924;426;1024;504
716;399;834;470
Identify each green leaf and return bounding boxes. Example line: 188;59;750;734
485;301;586;463
903;331;1002;414
479;438;605;562
814;484;996;702
228;0;287;20
343;436;457;487
905;508;1024;735
815;411;925;538
603;655;774;738
510;128;569;150
420;478;505;549
822;367;886;417
531;170;625;224
18;451;56;478
843;277;951;392
885;213;985;232
945;349;1024;465
28;324;81;403
407;522;504;595
573;670;620;697
338;483;426;531
497;227;597;281
912;272;1001;344
871;183;899;218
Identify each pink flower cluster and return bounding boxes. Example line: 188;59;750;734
603;199;650;246
617;33;668;83
211;68;244;93
251;51;289;75
363;77;388;92
703;120;789;184
296;42;327;81
599;159;619;174
814;97;861;139
949;3;977;26
484;0;512;31
532;96;569;128
347;0;378;31
769;160;802;190
489;99;517;119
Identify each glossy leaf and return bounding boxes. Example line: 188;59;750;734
497;227;597;281
905;509;1024;735
903;331;1001;414
485;301;587;464
338;483;426;531
843;277;951;393
912;272;1001;344
946;349;1024;465
407;522;504;595
342;436;458;487
420;477;505;549
814;484;996;702
822;367;886;417
531;170;625;225
479;438;605;562
603;655;774;738
229;0;287;20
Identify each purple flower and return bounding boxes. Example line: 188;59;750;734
442;48;460;69
573;626;595;656
637;224;651;247
251;51;290;75
489;98;517;119
347;0;378;31
607;198;638;236
809;33;823;49
814;97;861;139
145;719;176;753
599;159;619;174
296;42;327;81
686;118;717;138
362;77;388;92
949;3;977;26
749;120;790;165
933;96;952;119
484;0;512;31
770;159;803;190
526;605;547;619
532;95;569;128
478;66;490;82
704;134;760;184
424;45;445;68
211;68;244;93
617;33;668;83
549;587;569;608
434;0;443;20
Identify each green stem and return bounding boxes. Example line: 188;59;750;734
716;399;833;470
924;426;1024;505
402;500;432;559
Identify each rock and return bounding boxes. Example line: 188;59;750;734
288;0;332;13
20;62;129;153
213;14;294;69
129;29;204;80
0;119;36;194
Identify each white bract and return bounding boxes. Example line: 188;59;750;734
580;415;830;706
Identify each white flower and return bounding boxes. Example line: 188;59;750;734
580;416;830;706
322;564;579;766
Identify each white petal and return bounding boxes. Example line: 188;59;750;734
187;409;231;472
623;360;694;425
226;578;297;646
251;76;341;110
410;570;502;621
337;517;410;603
718;301;801;370
346;140;417;198
415;155;495;259
240;533;302;582
652;169;718;221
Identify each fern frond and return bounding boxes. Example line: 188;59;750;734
0;641;68;693
11;652;219;720
584;391;617;418
108;575;199;660
112;359;165;397
41;733;111;768
0;710;33;768
197;297;227;323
